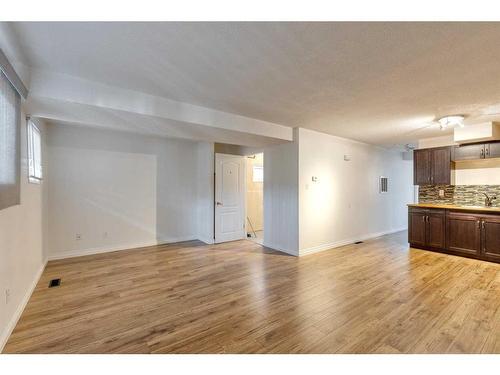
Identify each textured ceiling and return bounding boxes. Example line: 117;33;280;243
10;22;500;145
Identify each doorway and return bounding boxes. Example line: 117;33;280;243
245;153;264;244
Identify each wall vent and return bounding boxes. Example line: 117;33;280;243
379;176;388;193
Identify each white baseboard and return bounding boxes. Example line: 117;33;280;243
156;235;198;245
48;240;159;261
0;260;47;353
299;227;407;256
48;235;198;261
197;236;214;245
262;242;299;257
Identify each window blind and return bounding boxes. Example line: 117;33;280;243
0;70;21;210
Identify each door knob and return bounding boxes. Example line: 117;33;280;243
216;201;223;206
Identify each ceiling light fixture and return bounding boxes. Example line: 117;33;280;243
438;115;465;131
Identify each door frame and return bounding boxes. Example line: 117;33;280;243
214;153;247;243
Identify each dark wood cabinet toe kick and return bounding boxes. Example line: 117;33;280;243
408;206;500;263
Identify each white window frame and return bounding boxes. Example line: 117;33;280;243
27;119;42;184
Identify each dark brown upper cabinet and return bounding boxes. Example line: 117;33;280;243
453;143;485;161
452;141;500;161
486;142;500;159
413;147;451;185
413;149;431;185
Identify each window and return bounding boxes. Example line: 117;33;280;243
27;119;42;183
0;70;20;210
253;166;263;182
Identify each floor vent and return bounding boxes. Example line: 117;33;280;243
49;278;61;288
354;241;364;244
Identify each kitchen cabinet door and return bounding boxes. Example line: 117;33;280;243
409;210;427;247
453;144;485;160
413;149;431;185
481;216;500;262
427;211;446;249
446;213;481;256
431;147;451;185
485;143;500;159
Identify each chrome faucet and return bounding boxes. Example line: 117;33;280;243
481;192;497;207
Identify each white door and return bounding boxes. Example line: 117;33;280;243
215;153;246;243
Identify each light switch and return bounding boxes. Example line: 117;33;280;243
311;176;318;182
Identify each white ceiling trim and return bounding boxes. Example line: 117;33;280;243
25;96;286;147
27;69;293;143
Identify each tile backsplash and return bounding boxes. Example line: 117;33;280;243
419;185;500;207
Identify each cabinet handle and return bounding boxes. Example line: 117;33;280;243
485;147;490;157
477;221;481;229
482;221;485;230
481;148;485;158
422;216;426;223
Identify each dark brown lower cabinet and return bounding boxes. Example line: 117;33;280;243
482;216;500;262
409;207;500;263
446;212;481;257
427;211;446;248
408;209;427;247
408;208;445;249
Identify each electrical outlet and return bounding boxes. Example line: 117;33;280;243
5;289;11;304
76;233;82;241
439;189;445;198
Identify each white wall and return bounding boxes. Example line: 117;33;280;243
0;113;47;351
46;124;200;259
418;134;456;149
196;142;215;244
263;130;299;255
455;170;500;185
297;128;413;255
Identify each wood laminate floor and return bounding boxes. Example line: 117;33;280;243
3;231;500;354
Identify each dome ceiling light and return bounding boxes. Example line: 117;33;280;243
438;115;465;131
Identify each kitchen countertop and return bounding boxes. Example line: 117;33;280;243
408;203;500;213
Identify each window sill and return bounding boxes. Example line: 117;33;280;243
28;177;42;185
